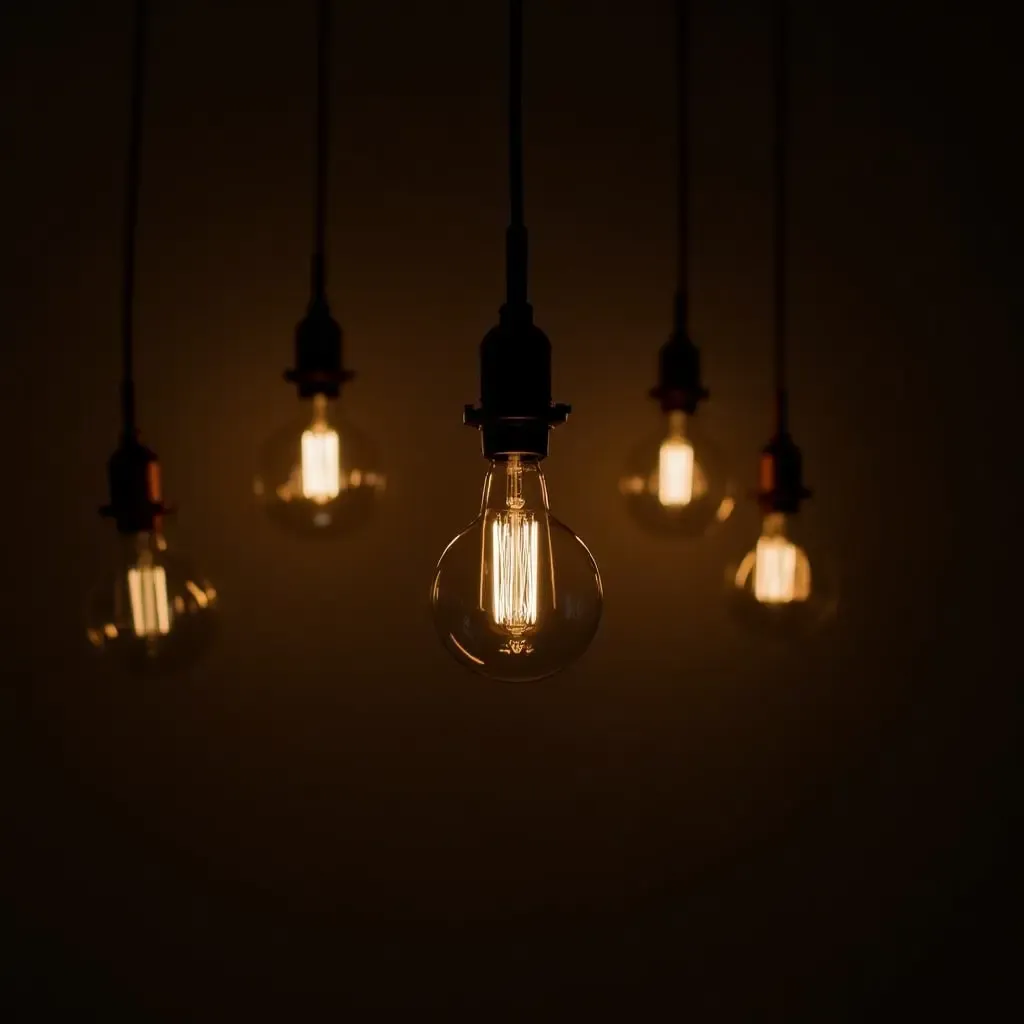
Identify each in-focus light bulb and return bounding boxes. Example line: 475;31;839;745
87;530;217;672
432;455;603;682
255;393;384;536
621;410;733;536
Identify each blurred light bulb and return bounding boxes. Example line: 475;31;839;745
657;410;698;506
736;512;811;605
127;558;171;635
620;410;733;536
86;530;217;672
255;393;384;536
301;396;342;502
727;511;836;634
432;455;603;682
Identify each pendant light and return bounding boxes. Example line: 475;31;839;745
727;0;836;632
619;0;735;538
430;0;603;684
86;0;217;671
254;0;384;537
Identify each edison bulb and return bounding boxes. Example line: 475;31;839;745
255;393;384;537
726;511;837;635
86;530;218;673
431;456;603;683
620;410;735;537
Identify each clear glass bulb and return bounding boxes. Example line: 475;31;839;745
726;511;837;635
86;530;218;673
620;410;735;537
431;456;603;683
254;394;385;537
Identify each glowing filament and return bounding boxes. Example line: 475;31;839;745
658;437;695;506
301;396;341;503
753;535;811;604
491;513;539;632
128;565;171;636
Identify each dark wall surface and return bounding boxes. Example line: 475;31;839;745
1;1;1018;1018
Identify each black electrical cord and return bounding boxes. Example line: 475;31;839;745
312;0;330;303
120;0;148;442
505;0;528;312
773;0;789;435
674;0;689;333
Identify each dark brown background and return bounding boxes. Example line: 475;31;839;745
1;1;1018;1017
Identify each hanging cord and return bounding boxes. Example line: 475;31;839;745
311;0;330;303
674;0;689;332
505;0;528;311
773;0;789;435
120;0;148;442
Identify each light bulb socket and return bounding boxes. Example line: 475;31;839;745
284;297;355;400
464;303;570;459
100;436;172;534
754;431;812;514
649;328;709;415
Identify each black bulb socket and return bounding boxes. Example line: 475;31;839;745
100;435;171;534
755;431;812;515
284;297;355;400
464;303;570;460
649;327;709;416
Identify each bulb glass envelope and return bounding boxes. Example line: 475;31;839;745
86;530;217;673
620;410;735;536
432;456;603;683
255;394;384;537
726;510;838;636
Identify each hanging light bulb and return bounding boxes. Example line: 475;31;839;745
726;0;836;635
88;461;218;673
432;454;602;682
88;0;216;672
431;0;603;682
726;433;835;634
619;0;734;538
254;0;384;537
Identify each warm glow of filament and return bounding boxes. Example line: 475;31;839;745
658;437;695;506
753;535;811;604
128;565;171;636
301;412;341;503
490;513;539;632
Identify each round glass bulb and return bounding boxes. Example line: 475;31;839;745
86;530;218;673
254;394;385;537
431;456;603;683
725;510;838;636
619;410;736;537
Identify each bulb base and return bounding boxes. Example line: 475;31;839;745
754;432;812;514
649;327;709;415
99;436;172;534
284;298;355;400
464;303;570;459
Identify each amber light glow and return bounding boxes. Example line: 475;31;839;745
490;513;540;632
127;562;171;636
484;456;541;640
735;512;812;605
301;394;341;503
